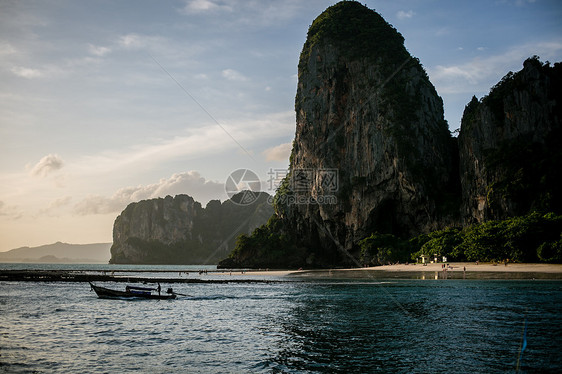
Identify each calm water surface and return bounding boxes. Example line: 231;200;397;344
1;273;561;373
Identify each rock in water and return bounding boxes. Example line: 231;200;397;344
458;57;562;223
276;1;455;265
110;193;273;264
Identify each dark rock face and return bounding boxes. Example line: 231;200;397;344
110;193;273;264
218;2;562;269
276;1;455;264
125;3;561;269
458;58;562;223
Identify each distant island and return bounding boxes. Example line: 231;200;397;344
109;192;273;264
0;242;111;263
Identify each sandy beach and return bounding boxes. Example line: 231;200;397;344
236;262;562;279
357;262;562;273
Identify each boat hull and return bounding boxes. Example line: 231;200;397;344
90;283;176;300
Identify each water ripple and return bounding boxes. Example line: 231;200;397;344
1;280;561;372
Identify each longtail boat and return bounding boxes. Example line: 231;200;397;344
89;282;177;300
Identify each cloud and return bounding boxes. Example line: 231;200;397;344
39;196;73;216
178;0;314;28
222;68;248;81
115;33;174;57
11;66;43;79
180;0;233;13
428;39;562;94
73;171;227;215
117;33;167;51
29;154;64;177
0;200;22;219
88;44;111;56
0;42;16;56
397;10;414;20
118;33;145;49
10;63;66;79
263;142;292;162
74;110;294;175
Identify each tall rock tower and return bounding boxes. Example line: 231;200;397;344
458;57;562;223
275;1;455;265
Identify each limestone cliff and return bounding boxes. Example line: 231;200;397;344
458;57;562;223
110;192;272;264
276;1;456;264
221;3;562;269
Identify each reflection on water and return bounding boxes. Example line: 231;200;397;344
267;281;562;373
1;278;561;373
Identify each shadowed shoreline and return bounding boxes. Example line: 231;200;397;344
0;270;281;284
2;263;562;283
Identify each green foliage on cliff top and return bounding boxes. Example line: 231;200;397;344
299;1;408;70
463;56;562;130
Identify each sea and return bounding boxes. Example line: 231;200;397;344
1;264;561;373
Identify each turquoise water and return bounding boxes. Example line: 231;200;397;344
1;268;561;373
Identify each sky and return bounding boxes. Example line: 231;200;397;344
1;0;561;251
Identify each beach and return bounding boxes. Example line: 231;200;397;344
357;262;562;273
2;262;562;282
239;262;562;279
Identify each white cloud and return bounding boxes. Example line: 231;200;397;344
263;142;292;162
10;64;66;79
222;68;248;81
118;33;145;49
73;171;226;215
29;154;64;177
429;40;562;94
115;33;174;57
180;0;233;13
73;111;294;176
88;44;111;56
178;0;306;28
397;10;414;20
0;42;16;56
117;33;167;51
11;66;43;79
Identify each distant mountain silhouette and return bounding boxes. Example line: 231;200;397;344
0;242;111;263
